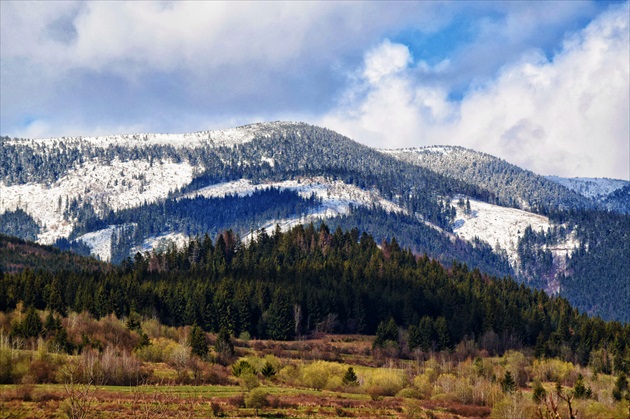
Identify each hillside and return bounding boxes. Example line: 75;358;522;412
0;234;106;274
1;122;629;322
383;146;593;212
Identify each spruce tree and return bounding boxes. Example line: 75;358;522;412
189;324;208;358
502;370;516;393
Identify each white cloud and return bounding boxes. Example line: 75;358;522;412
322;4;630;180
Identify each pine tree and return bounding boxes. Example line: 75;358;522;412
189;324;208;358
260;361;276;379
435;317;451;351
408;324;421;350
374;318;398;348
502;370;516;393
612;372;628;402
343;367;358;386
214;327;234;364
266;290;294;341
532;379;547;403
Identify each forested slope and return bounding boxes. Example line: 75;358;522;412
1;225;627;365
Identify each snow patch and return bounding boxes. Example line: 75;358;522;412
131;232;189;255
0;158;196;244
186;177;405;215
452;198;550;267
76;226;116;262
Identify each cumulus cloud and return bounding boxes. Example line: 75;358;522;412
322;4;629;180
1;1;626;178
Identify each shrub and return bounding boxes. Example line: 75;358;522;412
245;388;269;414
240;370;260;390
365;369;404;398
278;364;300;385
396;387;421;399
413;374;432;399
491;393;536;419
532;359;575;384
232;359;257;377
301;361;345;390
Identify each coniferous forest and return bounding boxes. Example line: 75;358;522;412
2;224;627;361
1;227;630;418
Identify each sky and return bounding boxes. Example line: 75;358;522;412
1;1;629;180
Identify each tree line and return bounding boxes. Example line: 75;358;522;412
1;224;628;372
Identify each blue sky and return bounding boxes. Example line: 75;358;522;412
1;1;628;179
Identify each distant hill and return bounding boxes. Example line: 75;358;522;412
383;146;593;212
0;234;107;274
1;122;628;322
546;176;630;213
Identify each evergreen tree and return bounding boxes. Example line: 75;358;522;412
189;323;208;358
343;367;358;386
418;316;434;352
435;316;451;351
260;361;276;379
502;370;516;393
214;327;234;364
573;374;590;399
532;379;547;403
374;318;398;348
407;324;421;350
266;290;294;341
612;372;628;402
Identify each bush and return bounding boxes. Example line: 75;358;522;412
240;370;260;390
413;374;432;399
301;361;345;390
396;387;421;399
532;359;575;384
365;369;404;398
232;359;257;377
245;388;268;414
491;393;536;419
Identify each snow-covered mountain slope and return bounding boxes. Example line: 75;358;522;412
2;121;628;322
185;177;405;215
4;121;304;152
451;197;577;285
0;157;197;244
546;176;629;199
69;176;407;261
383;146;592;212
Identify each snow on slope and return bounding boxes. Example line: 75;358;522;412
76;226;117;262
131;232;189;256
546;176;629;199
451;197;577;273
0;158;196;244
186;177;406;215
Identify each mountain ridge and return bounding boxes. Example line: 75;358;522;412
2;121;628;322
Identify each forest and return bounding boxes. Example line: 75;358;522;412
1;224;628;363
1;227;629;418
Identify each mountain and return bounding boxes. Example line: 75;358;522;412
546;176;630;213
1;122;628;322
382;146;595;212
